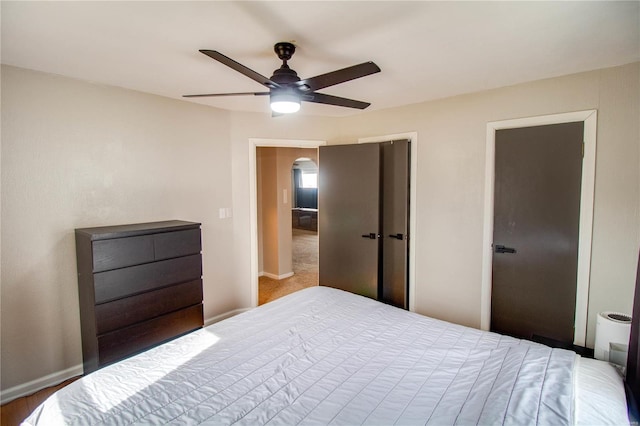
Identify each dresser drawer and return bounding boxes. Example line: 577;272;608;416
92;235;154;272
95;279;203;334
97;304;203;366
93;254;202;304
154;229;201;261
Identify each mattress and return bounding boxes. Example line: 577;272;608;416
23;286;629;425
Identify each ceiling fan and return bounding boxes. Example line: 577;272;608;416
184;42;381;114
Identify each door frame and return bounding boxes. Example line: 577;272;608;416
481;110;597;346
359;132;418;312
249;138;327;307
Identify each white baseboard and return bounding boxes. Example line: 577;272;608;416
1;364;83;405
1;308;253;405
204;308;251;326
260;271;294;280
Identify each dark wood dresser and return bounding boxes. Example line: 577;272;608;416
75;220;203;374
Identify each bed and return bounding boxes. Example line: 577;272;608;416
23;286;629;425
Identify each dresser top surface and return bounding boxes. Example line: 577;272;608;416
76;220;201;241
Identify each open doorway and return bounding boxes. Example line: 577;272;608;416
255;146;319;305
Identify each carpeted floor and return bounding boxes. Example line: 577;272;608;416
259;228;318;305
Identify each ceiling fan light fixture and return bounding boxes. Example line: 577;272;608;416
270;93;301;114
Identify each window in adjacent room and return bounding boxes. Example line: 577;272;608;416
300;171;318;188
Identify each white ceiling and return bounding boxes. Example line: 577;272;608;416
2;1;639;117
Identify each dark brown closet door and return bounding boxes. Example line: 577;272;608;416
381;140;410;309
491;122;583;344
319;143;380;300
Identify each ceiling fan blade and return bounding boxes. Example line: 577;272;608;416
295;62;380;92
199;50;280;89
303;92;371;109
183;92;270;98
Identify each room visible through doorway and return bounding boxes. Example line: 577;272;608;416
259;228;318;305
255;146;320;305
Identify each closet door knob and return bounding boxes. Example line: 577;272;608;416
361;233;378;239
388;233;404;240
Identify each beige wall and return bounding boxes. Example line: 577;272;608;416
333;62;640;346
257;148;277;275
1;62;638;398
1;66;236;392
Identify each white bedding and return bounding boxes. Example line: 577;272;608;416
23;286;628;425
575;357;629;425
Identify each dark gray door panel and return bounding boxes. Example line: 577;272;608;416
491;122;583;344
381;140;410;309
319;143;380;299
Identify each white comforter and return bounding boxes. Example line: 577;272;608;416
23;287;621;425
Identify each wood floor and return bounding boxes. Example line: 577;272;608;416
1;377;79;426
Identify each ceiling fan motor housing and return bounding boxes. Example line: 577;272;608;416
270;66;300;85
